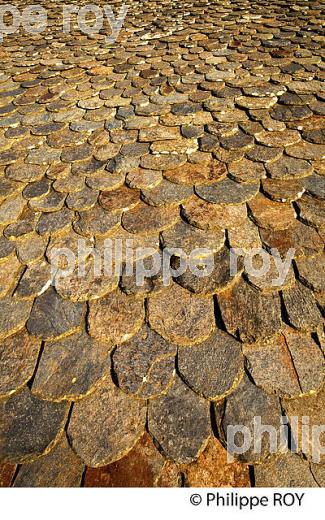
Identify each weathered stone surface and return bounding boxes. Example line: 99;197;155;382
27;287;85;340
228;158;266;184
262;178;305;202
218;278;282;342
164;161;227;186
161;220;224;257
286;142;325;161
88;289;144;345
141;180;193;206
0;297;33;341
296;255;325;293
182;197;247;231
74;204;121;237
256;130;301;148
148;376;210;463
113;325;176;399
296;194;325;229
266;155;313;180
217;375;283;463
84;433;165;487
99;186;140;213
196;178;259;205
148;283;215;346
182;437;250;487
0;463;16;487
0;254;22;297
245;251;295;292
68;380;146;467
0;388;68;463
178;329;243;399
254;453;318;487
244;330;324;398
0;330;41;398
122;201;179;234
282;387;325;463
126;168;162;190
260;221;323;259
282;281;322;331
0;194;25;225
13;435;84;487
32;331;110;401
248;193;295;230
304;175;325;200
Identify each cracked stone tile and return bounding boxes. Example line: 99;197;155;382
216;374;283;463
161;220;224;258
218;277;282;342
27;287;85;341
84;432;165;487
73;204;121;238
304;175;325;200
141;179;193;207
99;186;140;213
196;178;259;205
262;178;305;202
228;158;266;184
282;281;322;331
0;387;68;464
183;197;247;231
113;325;176;399
286;142;325;161
296;255;325;293
13;435;84;487
15;260;53;299
68;379;146;467
178;329;243;399
296;194;325;230
244;328;324;398
254;452;319;487
148;376;210;464
88;289;144;346
282;386;325;464
0;296;33;341
5;163;47;183
122;201;179;234
266;155;313;180
32;331;110;401
0;329;41;399
163;160;227;186
148;282;215;346
248;193;296;231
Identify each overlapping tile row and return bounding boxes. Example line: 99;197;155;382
0;0;324;487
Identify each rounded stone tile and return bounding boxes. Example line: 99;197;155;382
148;282;215;346
113;325;176;399
122;201;179;234
161;220;224;258
148;376;210;464
163;161;227;186
32;331;111;401
141;180;193;207
0;387;68;464
67;379;146;467
88;289;144;346
0;329;41;398
196;178;259;205
182;197;247;231
178;329;244;399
